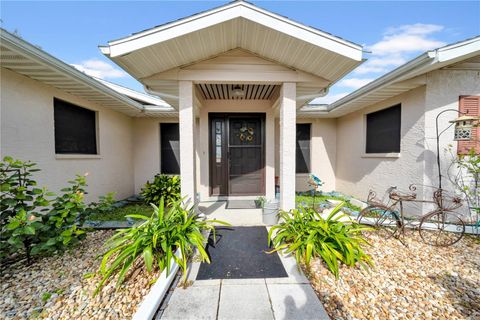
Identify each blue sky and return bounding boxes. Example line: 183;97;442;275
2;1;479;104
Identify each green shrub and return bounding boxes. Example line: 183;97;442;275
1;157;53;262
89;192;117;216
268;203;373;278
1;156;113;263
141;174;180;206
1;156;51;228
95;197;229;295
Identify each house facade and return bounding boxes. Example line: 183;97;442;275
1;1;479;215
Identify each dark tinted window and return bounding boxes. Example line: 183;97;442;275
54;98;97;154
366;104;401;153
296;123;311;173
161;123;180;174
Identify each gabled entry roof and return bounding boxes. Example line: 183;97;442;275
101;1;364;107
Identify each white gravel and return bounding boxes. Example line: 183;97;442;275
0;230;160;320
308;231;480;320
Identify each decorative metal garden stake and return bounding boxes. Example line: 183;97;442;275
435;109;479;189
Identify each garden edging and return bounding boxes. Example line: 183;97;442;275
132;249;182;320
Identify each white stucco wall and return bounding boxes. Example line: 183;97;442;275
0;68;135;202
423;69;480;215
335;86;427;210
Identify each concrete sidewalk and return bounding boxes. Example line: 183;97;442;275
159;238;330;320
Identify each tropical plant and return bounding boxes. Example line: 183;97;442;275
95;197;229;295
268;203;373;278
141;174;180;206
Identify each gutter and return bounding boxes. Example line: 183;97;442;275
0;29;145;113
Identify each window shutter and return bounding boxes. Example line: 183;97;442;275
457;96;480;155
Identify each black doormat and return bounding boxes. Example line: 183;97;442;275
196;226;288;280
225;200;261;209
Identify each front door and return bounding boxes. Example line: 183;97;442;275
210;113;265;196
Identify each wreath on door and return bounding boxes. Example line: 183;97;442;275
238;125;255;142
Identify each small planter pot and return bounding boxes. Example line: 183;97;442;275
263;199;279;226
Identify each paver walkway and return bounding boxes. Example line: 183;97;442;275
159;224;329;320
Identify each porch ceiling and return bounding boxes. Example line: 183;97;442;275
100;1;364;108
197;84;277;100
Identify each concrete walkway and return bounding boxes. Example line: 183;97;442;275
159;225;330;320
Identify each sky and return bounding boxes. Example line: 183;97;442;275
1;1;479;104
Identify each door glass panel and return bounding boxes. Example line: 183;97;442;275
215;121;222;163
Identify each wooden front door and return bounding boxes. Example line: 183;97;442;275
210;113;265;196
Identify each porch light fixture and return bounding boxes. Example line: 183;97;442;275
450;115;479;141
232;85;245;98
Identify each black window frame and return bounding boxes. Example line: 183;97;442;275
160;123;180;175
365;104;402;154
296;123;311;174
53;98;98;155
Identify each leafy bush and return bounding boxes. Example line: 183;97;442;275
89;192;117;216
268;203;373;278
0;156;112;263
1;156;51;228
95;197;229;294
1;157;53;262
141;174;180;206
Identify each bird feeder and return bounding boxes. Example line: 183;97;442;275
450;115;479;141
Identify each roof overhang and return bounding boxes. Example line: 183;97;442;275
303;36;480;118
0;29;147;117
100;1;364;108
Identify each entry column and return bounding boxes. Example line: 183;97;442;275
279;82;296;211
179;80;197;204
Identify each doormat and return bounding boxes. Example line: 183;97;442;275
196;226;288;280
225;200;261;209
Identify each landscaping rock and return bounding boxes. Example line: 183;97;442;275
0;231;160;320
307;232;480;320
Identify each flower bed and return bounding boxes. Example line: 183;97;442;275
307;231;480;320
0;231;160;319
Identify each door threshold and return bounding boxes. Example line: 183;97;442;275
203;195;263;202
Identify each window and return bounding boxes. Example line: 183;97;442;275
160;123;180;174
366;104;401;154
54;98;97;154
296;123;311;173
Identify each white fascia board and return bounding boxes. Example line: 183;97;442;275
105;2;362;60
96;78;172;108
0;29;144;112
436;37;480;62
107;8;240;57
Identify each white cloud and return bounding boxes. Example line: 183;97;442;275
354;23;446;76
369;34;445;56
384;23;444;36
71;59;127;79
310;92;349;105
337;78;374;89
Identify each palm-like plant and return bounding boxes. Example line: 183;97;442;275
95;197;229;295
268;203;373;278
